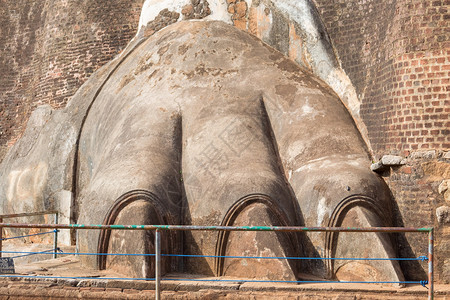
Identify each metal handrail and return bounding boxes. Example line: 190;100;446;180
0;223;434;300
0;223;433;232
0;211;59;259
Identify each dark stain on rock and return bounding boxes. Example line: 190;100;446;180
182;70;195;79
147;69;158;81
164;54;173;65
275;84;298;98
178;44;191;55
119;74;134;90
158;44;170;56
194;49;207;58
276;59;300;73
134;62;154;76
195;64;208;76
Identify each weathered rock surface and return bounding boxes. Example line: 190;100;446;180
436;206;450;225
371;155;406;172
0;20;403;283
439;180;450;203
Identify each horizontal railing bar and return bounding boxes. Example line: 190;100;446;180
0;211;58;219
0;223;432;233
161;278;428;285
0;250;428;261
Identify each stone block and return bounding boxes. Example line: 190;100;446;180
381;155;405;166
436;206;450;224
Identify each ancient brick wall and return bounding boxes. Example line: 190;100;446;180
314;0;449;282
0;0;145;160
314;0;448;154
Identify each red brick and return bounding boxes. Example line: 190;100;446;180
402;166;412;174
431;65;441;71
105;288;123;292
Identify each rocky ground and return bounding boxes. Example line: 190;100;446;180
0;254;447;299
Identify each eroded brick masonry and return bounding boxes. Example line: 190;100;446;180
314;0;449;282
0;0;145;158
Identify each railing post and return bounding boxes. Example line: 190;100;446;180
53;213;59;259
155;229;161;300
0;218;3;258
428;228;434;300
